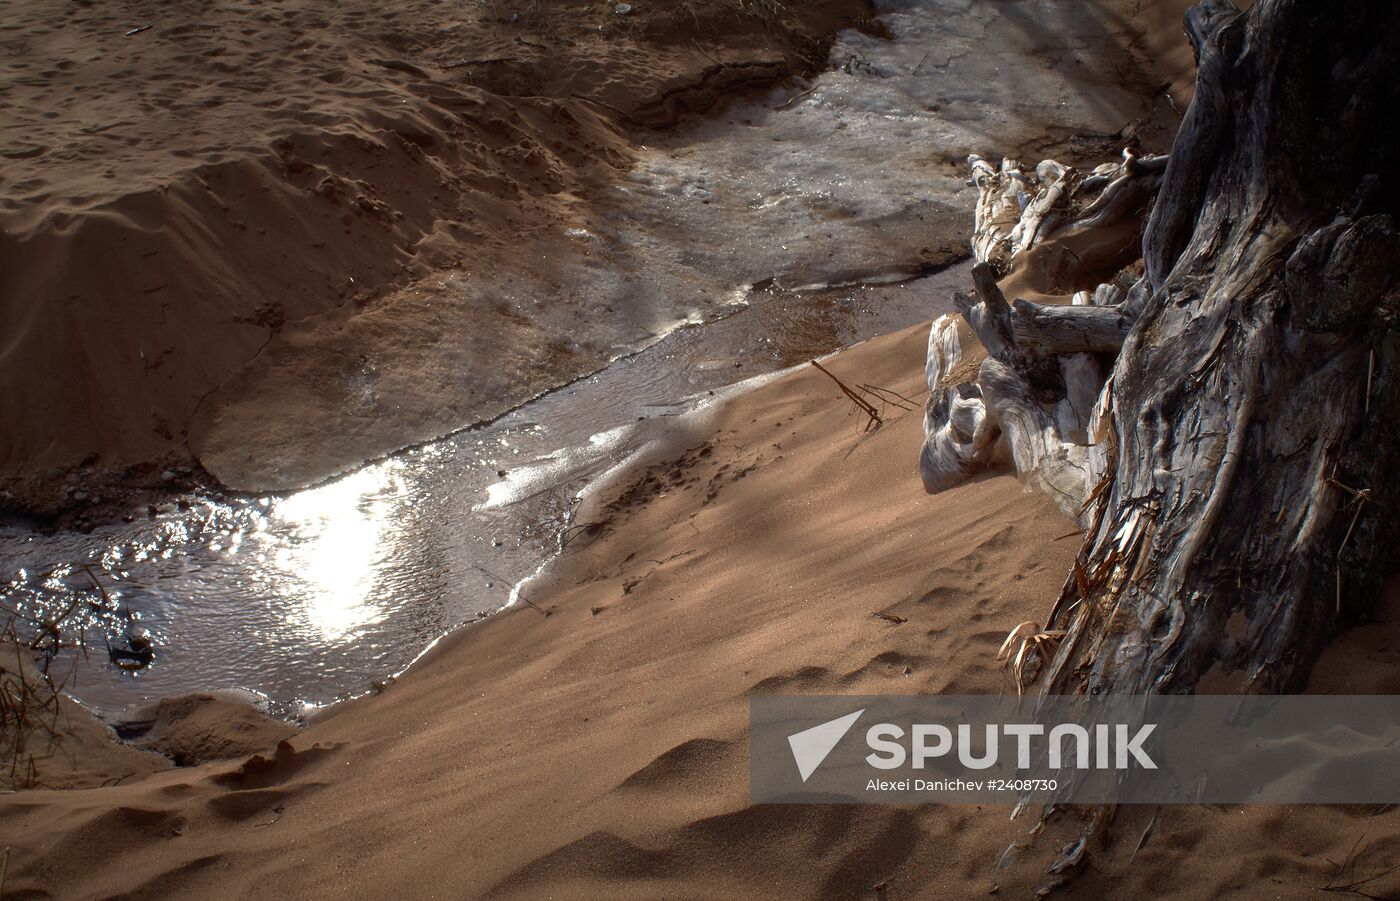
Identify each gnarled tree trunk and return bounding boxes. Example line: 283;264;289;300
1042;0;1400;699
927;0;1400;697
920;0;1400;889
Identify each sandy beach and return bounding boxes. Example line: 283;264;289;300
0;0;1195;526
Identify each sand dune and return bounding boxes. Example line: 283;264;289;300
5;320;1399;899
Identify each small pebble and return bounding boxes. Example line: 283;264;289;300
161;470;176;481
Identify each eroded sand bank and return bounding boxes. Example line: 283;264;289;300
1;0;1191;524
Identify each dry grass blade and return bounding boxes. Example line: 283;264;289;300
1130;807;1159;861
1320;833;1400;899
997;622;1038;661
0;614;80;789
998;621;1067;694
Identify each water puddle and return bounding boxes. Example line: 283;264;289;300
0;266;968;715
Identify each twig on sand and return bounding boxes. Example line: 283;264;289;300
872;612;907;625
472;564;550;616
1321;833;1400;899
559;520;606;550
650;550;695;566
1325;834;1367;892
810;360;882;431
1129;807;1158;861
858;383;917;411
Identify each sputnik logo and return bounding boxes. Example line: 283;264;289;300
787;709;865;782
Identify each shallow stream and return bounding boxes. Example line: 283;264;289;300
0;268;966;715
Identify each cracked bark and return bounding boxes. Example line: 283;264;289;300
1013;1;1400;890
919;0;1400;892
1043;0;1400;701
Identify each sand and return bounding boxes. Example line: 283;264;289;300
0;0;875;521
5;320;1400;899
0;0;1203;526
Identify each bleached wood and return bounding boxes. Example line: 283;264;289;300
920;147;1164;515
1009;301;1133;354
920;315;1000;491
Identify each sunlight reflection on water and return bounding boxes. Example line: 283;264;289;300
262;463;407;641
0;266;967;715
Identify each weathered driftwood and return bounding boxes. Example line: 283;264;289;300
929;0;1400;699
1001;2;1400;885
1009;300;1132;355
921;148;1165;516
965;151;1165;274
921;316;1003;491
977;356;1094;513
